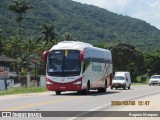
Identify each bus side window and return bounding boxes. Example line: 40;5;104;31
83;49;90;73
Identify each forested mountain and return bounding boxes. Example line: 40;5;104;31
0;0;160;50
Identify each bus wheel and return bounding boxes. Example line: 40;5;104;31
98;88;106;93
77;91;83;94
55;91;61;95
98;88;102;93
128;86;130;89
103;80;107;92
83;82;90;95
98;81;107;93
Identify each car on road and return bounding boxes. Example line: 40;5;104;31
149;75;160;86
111;72;131;90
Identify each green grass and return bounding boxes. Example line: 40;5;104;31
0;82;148;96
132;82;148;86
133;75;149;86
0;87;47;96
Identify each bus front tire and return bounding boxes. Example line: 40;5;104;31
55;91;61;95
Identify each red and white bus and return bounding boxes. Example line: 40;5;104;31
42;41;112;95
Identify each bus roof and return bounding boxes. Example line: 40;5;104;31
50;41;111;54
50;41;93;51
91;46;111;53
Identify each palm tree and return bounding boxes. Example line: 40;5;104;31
17;54;28;74
61;32;75;41
23;38;37;71
35;40;50;75
23;37;37;57
38;23;57;45
8;0;32;36
3;35;23;82
35;41;49;56
5;35;23;58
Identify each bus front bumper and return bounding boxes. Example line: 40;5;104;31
47;83;82;91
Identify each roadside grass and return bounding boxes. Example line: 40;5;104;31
132;75;149;86
132;82;148;86
0;87;47;96
0;79;149;96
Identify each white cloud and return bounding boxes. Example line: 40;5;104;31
72;0;160;30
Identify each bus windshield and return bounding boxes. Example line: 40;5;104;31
47;50;81;77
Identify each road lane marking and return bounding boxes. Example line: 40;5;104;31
1;96;84;111
67;104;110;120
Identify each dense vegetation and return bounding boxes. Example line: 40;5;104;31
0;0;160;50
0;0;160;83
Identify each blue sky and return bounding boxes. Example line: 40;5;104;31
72;0;160;30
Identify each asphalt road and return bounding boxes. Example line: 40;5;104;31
0;85;160;120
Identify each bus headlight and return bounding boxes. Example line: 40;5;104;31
46;80;53;84
73;81;82;85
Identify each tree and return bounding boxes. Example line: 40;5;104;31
23;37;37;57
110;42;145;81
23;37;37;71
35;41;50;56
38;23;57;45
4;35;23;58
144;50;160;76
17;54;28;75
93;43;110;49
8;0;32;36
3;35;24;82
61;32;75;41
0;27;5;55
35;41;52;75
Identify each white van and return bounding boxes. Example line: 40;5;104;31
111;72;131;90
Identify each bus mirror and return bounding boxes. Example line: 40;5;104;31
80;51;84;62
42;50;49;62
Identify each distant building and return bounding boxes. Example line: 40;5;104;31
0;55;17;76
0;55;17;65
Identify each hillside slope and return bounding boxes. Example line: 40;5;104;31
0;0;160;50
